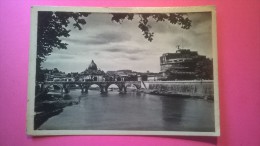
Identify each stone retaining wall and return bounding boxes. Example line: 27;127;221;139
143;80;214;97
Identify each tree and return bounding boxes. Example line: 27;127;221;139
36;12;192;81
67;73;72;77
195;58;213;80
36;12;90;81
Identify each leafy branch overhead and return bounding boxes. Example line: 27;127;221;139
111;13;192;41
37;12;90;62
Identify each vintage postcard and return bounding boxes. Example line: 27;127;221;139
27;6;219;136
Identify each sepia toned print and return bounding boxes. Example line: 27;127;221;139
27;6;219;136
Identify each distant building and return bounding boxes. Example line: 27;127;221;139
80;60;106;81
137;72;159;81
43;68;68;81
147;73;159;81
159;48;212;80
106;70;136;81
106;69;160;81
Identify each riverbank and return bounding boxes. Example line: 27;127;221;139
34;91;80;129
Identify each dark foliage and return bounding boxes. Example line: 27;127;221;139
36;12;90;81
195;58;213;80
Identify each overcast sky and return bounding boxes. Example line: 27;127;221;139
42;12;212;73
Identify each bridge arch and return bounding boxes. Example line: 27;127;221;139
125;82;141;90
43;83;66;93
106;83;120;92
81;83;107;94
87;84;101;90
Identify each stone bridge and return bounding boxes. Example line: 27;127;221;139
40;81;142;94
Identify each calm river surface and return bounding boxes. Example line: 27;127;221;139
39;89;215;131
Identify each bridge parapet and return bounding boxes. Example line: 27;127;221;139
43;81;140;84
40;81;142;94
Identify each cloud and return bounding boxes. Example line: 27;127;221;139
95;32;131;43
104;45;144;54
127;56;141;61
61;31;131;46
188;12;212;36
94;52;100;56
171;37;192;48
46;53;76;60
149;20;181;34
189;12;211;27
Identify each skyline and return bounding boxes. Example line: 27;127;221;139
41;12;212;73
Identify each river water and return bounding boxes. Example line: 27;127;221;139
39;89;215;132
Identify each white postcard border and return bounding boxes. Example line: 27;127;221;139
27;6;220;136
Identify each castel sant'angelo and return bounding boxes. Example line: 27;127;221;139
159;47;213;80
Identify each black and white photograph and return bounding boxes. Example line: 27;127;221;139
27;6;219;136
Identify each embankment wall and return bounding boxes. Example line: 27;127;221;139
143;80;214;97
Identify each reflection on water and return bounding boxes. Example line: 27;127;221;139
38;89;214;131
161;97;214;131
